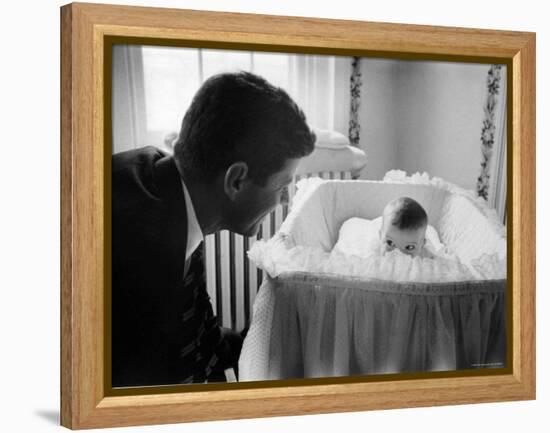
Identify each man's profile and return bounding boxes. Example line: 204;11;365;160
111;71;315;387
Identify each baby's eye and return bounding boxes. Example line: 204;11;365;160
385;240;394;247
405;245;416;251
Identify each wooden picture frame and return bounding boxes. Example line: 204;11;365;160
60;2;535;429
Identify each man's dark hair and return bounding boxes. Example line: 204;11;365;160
173;71;316;185
383;197;428;230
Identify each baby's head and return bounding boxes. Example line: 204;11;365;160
380;197;428;257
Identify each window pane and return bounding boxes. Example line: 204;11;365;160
142;46;200;132
252;52;290;91
202;49;252;80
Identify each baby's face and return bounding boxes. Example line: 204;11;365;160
380;223;426;257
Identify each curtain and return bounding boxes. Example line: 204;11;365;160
477;64;507;224
348;56;362;147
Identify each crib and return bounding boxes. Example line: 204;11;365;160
239;172;507;381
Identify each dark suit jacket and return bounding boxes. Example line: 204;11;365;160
111;146;221;387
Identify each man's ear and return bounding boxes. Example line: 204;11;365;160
223;162;249;201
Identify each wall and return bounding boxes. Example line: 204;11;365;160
359;58;492;191
358;58;401;180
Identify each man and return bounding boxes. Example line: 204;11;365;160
112;71;315;387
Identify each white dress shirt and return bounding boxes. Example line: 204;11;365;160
181;180;204;261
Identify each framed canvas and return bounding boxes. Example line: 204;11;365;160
60;2;535;429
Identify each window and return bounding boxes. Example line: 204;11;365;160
112;45;351;153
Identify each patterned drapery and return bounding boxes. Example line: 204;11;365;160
477;65;503;200
348;57;362;147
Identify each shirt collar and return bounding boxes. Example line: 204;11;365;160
181;179;204;261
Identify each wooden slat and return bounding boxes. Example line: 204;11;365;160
513;34;536;396
74;2;530;59
219;230;232;328
229;233;236;330
233;234;246;330
247;236;259;319
204;235;217;315
243;236;251;329
257;229;265;291
214;232;223;324
60;5;74;428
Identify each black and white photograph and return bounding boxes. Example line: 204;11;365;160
3;0;546;430
110;44;508;388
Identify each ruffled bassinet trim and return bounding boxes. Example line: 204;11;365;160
249;232;477;283
248;171;507;283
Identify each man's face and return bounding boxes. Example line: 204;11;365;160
380;222;427;257
223;158;300;237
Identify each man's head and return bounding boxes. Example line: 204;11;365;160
379;197;428;257
174;71;315;236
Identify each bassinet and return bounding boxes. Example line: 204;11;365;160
239;172;507;381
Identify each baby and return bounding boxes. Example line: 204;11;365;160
379;197;433;258
333;196;439;259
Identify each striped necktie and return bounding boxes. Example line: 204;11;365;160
179;243;222;383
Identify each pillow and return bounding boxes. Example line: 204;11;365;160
311;127;349;149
